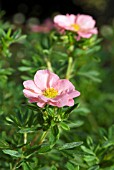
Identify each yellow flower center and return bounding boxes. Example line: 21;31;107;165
71;24;80;31
43;88;58;98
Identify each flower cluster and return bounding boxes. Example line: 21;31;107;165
23;70;80;108
54;14;98;39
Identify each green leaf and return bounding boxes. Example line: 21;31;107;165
3;149;22;158
18;127;38;134
58;141;83;150
0;140;9;149
108;124;114;140
60;122;70;131
18;66;32;71
14;35;27;42
66;162;76;170
49;125;60;145
84;155;97;162
81;146;95;155
68;120;84;128
12;29;21;39
22;162;33;170
88;165;100;170
38;144;51;153
53;124;59;134
6;28;12;37
50;165;57;170
65;103;79;115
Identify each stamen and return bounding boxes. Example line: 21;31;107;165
71;24;80;31
43;88;58;98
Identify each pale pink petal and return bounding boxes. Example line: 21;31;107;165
55;94;69;107
54;14;76;29
46;93;69;107
47;100;58;106
67;99;74;106
78;31;93;38
68;90;80;98
47;71;60;88
55;79;75;94
23;89;39;98
34;70;49;90
28;97;39;103
34;70;60;90
38;95;50;102
90;28;98;34
54;15;70;27
23;80;41;93
37;100;46;108
76;14;96;29
66;14;76;24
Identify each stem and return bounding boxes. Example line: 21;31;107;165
11;158;21;170
38;131;48;145
30;132;40;146
45;57;53;72
66;56;73;80
24;133;27;144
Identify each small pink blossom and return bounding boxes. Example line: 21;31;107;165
54;14;98;38
23;70;80;108
30;18;54;33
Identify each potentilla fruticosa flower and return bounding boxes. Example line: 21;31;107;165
54;14;98;38
23;70;80;108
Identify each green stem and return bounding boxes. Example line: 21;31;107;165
45;57;53;72
66;56;73;80
38;131;48;145
24;133;27;144
11;158;21;170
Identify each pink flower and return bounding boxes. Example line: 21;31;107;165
30;18;54;33
54;14;98;38
74;14;98;38
23;70;80;108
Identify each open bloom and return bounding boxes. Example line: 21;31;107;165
23;70;80;108
54;14;98;38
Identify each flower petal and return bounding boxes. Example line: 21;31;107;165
23;80;41;93
23;89;38;98
34;70;60;90
37;101;46;108
68;90;80;98
55;79;75;94
28;97;39;103
67;98;74;106
76;14;96;29
55;94;70;107
34;70;50;90
54;14;76;29
47;71;60;88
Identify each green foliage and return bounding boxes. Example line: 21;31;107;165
0;10;114;170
